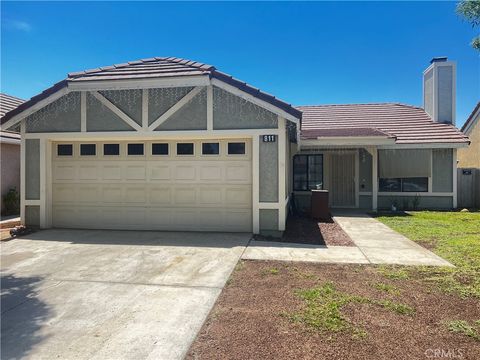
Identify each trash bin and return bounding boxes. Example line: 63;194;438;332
310;190;330;220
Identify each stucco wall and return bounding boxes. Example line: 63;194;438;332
259;138;278;202
359;149;372;192
25;139;40;200
0;143;20;212
26;92;81;133
87;93;134;131
432;148;453;192
213;87;278;129
259;208;280;236
25;205;40;227
458;115;480;168
438;66;453;124
424;68;434;118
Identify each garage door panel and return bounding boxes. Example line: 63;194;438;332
52;140;252;232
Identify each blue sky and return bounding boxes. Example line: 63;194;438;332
1;1;479;127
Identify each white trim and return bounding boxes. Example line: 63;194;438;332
378;143;468;149
25;200;41;206
23;128;281;140
39;138;47;228
359;191;372;196
46;140;53;228
1;87;69;130
68;76;210;91
277;117;286;231
258;202;280;209
211;78;300;124
148;86;203;131
452;148;458;208
252;135;260;234
207;85;213;131
80;91;87;132
378;192;454;197
462;107;480;135
0;138;21;145
90;91;142;131
142;89;149;131
20;121;26;224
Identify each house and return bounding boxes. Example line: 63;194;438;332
0;56;468;235
0;94;24;214
458;101;480;168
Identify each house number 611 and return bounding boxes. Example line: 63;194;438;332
262;135;276;142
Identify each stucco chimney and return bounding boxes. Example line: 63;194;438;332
423;57;456;125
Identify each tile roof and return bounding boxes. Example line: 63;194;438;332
461;101;480;134
297;103;469;145
0;93;24;119
1;57;301;125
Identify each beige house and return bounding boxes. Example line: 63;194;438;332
0;94;24;214
458;102;480;168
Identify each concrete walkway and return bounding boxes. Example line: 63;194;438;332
243;212;452;267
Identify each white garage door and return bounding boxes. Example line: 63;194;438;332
51;139;252;232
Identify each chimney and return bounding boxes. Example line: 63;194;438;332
423;57;456;125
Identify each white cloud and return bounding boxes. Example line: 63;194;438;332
4;19;32;32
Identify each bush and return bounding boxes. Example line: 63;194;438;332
2;188;20;216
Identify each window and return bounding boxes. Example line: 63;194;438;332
152;143;169;155
293;154;323;191
177;143;194;155
227;142;245;155
80;144;96;156
379;177;428;192
202;142;219;155
57;144;73;156
104;144;120;156
128;143;144;155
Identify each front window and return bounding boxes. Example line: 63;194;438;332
379;177;428;192
293;154;323;191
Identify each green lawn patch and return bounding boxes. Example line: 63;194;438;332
446;320;480;341
286;282;414;338
376;211;480;298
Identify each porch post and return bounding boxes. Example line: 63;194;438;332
371;147;378;211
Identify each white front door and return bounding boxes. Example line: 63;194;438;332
329;153;356;207
50;139;252;232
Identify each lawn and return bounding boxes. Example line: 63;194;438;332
187;211;480;359
376;211;480;298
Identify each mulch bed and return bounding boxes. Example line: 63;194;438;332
254;215;355;246
187;261;480;360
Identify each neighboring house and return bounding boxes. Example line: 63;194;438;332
0;94;24;214
458;102;480;168
0;56;468;235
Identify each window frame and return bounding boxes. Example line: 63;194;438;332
176;142;195;156
80;143;96;156
293;154;324;191
103;143;120;156
201;142;220;156
127;143;145;156
379;177;429;193
227;142;246;156
57;144;73;157
152;143;169;156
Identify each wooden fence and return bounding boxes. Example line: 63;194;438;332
457;168;480;209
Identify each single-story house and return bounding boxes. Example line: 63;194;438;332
0;56;469;235
0;93;24;214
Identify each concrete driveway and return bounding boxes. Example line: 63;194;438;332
1;229;249;360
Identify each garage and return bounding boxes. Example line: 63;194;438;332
51;139;252;232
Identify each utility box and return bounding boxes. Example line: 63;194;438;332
310;190;330;220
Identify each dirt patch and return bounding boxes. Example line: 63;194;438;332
255;215;355;246
187;261;480;360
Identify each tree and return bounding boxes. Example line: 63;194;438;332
456;0;480;50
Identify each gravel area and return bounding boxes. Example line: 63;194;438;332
255;215;355;246
187;261;480;360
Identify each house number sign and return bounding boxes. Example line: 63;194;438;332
262;135;277;142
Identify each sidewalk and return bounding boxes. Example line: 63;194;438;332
243;211;452;267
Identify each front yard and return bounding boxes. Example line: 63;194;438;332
187;211;480;360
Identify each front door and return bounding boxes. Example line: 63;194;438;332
329;153;356;207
